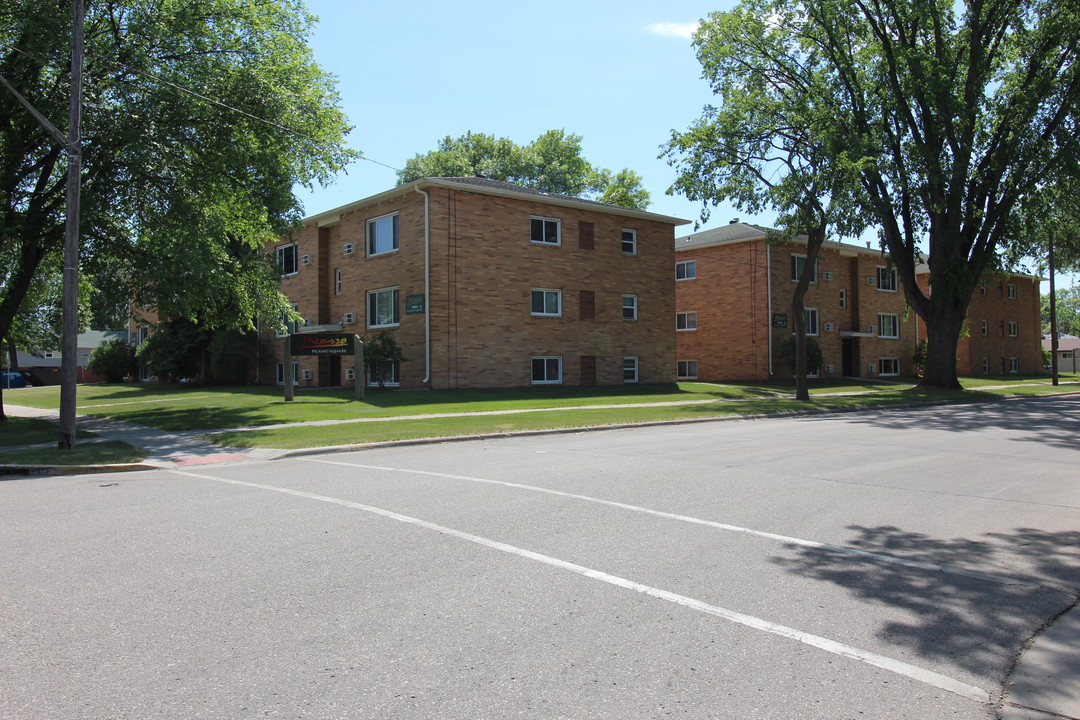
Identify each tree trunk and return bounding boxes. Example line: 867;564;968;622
918;305;966;390
790;224;827;402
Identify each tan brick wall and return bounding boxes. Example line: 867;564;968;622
261;185;678;390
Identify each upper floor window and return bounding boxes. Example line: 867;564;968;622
277;303;300;337
367;213;399;256
367;287;400;328
1008;321;1018;337
877;266;898;292
676;311;697;331
981;319;988;336
878;313;899;339
791;254;817;283
622;229;638;255
277;244;298;276
839;289;848;309
531;217;561;245
1007;283;1017;299
334;269;342;296
676;260;697;281
804;307;820;336
622;295;638;321
531;288;562;317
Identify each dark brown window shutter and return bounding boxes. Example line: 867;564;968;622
579;221;594;250
579;290;595;320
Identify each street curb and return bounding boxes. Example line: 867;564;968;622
0;462;165;478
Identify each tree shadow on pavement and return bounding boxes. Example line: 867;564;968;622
771;524;1080;678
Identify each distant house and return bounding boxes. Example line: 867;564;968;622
15;330;129;384
263;177;690;389
1043;335;1080;373
674;223;1044;381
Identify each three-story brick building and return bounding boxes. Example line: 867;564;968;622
264;177;689;390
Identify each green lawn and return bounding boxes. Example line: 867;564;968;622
0;441;146;466
0;417;95;446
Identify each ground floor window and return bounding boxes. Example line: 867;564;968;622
1009;357;1019;373
878;357;900;376
366;360;400;387
623;356;639;383
677;359;698;379
276;361;299;385
532;356;562;384
982;357;990;375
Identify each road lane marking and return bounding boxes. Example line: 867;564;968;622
307;459;1041;589
174;468;993;704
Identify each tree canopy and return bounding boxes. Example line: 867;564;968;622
666;0;1080;388
397;130;650;210
0;0;355;414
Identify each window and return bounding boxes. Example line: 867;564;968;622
276;361;299;386
367;213;399;256
367;360;400;387
839;289;848;309
1008;321;1018;337
878;313;899;338
531;288;562;317
1062;351;1074;360
804;308;819;336
981;319;988;336
676;311;697;331
531;356;562;384
1007;283;1017;299
1009;357;1019;373
791;254;817;283
877;266;898;292
623;356;639;383
982;357;990;375
677;360;698;379
999;321;1005;337
676;260;697;280
879;357;900;376
277;244;298;276
367;287;400;328
622;295;638;321
277;303;300;337
530;217;561;245
334;269;342;296
622;229;637;255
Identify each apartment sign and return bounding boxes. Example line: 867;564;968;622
290;333;356;356
406;293;425;314
772;313;788;328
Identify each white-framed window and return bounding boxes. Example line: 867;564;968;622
334;268;342;296
367;213;399;256
981;319;988;336
621;229;637;255
366;360;400;387
530;216;561;245
839;289;847;309
982;357;990;375
367;287;400;328
277;303;300;337
676;259;696;280
1062;351;1074;360
877;266;898;292
276;361;299;386
791;254;817;283
676;311;697;331
277;244;298;276
878;313;899;339
622;295;638;321
677;360;698;379
1009;357;1019;373
878;357;900;376
804;308;819;336
531;288;562;317
623;356;639;383
531;356;562;384
1007;283;1017;299
1008;321;1018;337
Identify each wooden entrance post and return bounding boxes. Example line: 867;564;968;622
354;337;364;400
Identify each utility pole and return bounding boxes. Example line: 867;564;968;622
0;2;84;447
1049;231;1059;386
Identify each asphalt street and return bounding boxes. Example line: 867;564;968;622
2;396;1079;719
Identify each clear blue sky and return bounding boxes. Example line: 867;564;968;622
296;0;1075;291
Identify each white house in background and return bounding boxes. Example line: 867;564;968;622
1044;335;1080;373
15;330;128;383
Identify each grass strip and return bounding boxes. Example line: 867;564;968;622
0;441;146;466
0;417;96;446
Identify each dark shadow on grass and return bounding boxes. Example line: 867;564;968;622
772;524;1080;678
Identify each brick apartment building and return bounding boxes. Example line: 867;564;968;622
263;177;690;390
674;223;1042;381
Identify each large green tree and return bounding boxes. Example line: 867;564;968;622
397;129;651;210
668;0;1080;389
0;0;355;419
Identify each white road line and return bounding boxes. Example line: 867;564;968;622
307;459;1040;589
173;468;992;704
